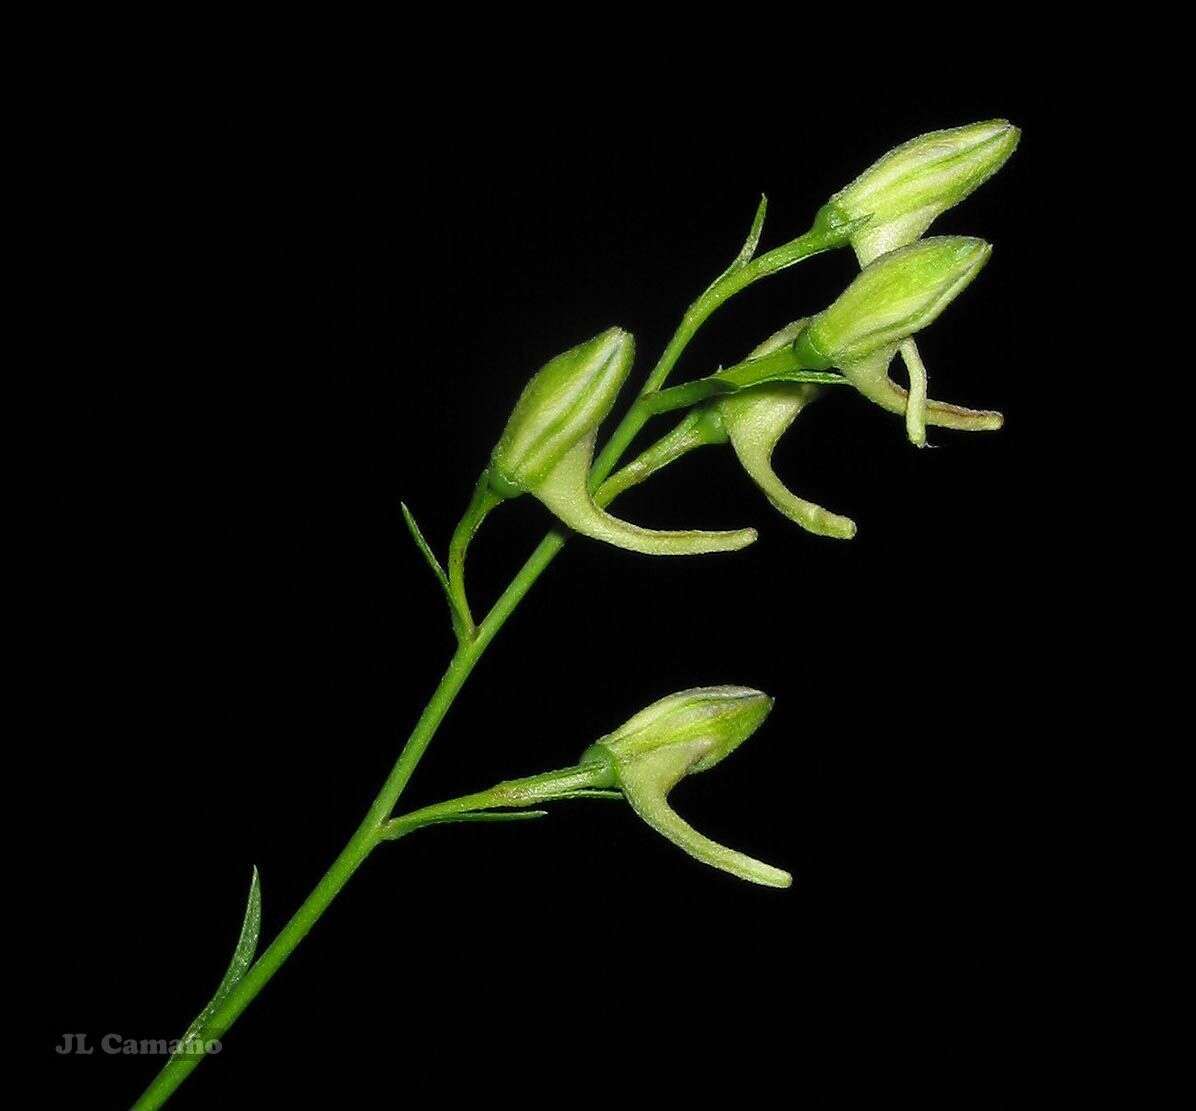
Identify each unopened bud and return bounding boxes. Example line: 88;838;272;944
828;120;1020;265
583;685;773;772
795;237;990;371
488;329;756;556
490;328;634;497
580;686;789;888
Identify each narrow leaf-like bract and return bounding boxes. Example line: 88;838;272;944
180;867;261;1048
703;194;768;294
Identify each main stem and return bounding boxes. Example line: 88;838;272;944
132;638;485;1109
133;220;835;1110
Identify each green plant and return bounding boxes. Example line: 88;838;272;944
131;120;1019;1109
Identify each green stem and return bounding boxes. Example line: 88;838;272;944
637;365;846;418
447;474;502;638
133;214;842;1111
383;762;615;839
133;639;483;1109
597;408;725;505
134;526;581;1109
588;223;838;488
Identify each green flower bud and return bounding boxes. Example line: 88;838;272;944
828;120;1020;266
795;237;990;371
793;239;1003;437
718;320;856;540
490;328;634;496
489;329;756;556
580;686;790;888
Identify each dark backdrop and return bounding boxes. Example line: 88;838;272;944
42;82;1063;1106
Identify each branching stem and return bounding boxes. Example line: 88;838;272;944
132;217;838;1111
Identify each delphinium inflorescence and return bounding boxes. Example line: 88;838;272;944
132;120;1019;1110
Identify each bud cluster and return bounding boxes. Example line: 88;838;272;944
825;120;1018;444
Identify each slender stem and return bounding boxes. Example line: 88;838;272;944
134;531;580;1108
383;762;614;839
637;366;846;418
589;224;836;487
636;377;732;416
133;216;841;1111
597;409;724;505
447;474;502;638
133;641;483;1109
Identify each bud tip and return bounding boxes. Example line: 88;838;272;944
599;325;633;355
989;119;1021;147
957;237;992;265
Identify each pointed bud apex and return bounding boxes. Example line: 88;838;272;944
796;237;990;371
580;687;790;888
831;120;1020;264
489;330;756;556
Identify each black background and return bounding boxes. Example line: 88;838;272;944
40;76;1070;1106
